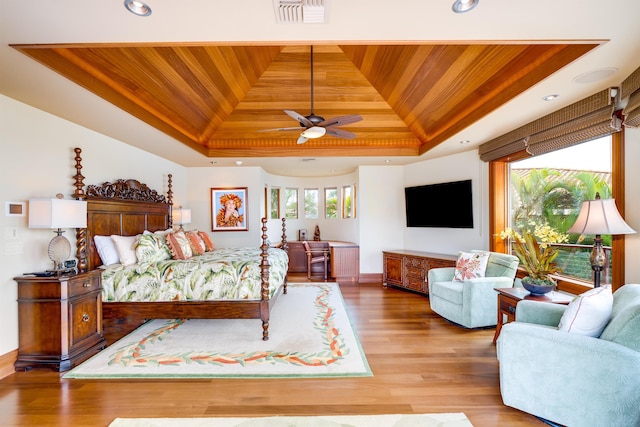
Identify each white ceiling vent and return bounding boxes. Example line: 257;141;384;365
272;0;329;24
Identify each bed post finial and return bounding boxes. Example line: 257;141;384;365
167;173;173;228
73;147;86;200
73;147;88;273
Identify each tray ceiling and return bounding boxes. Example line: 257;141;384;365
14;42;598;158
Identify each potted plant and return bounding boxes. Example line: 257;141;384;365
499;223;569;295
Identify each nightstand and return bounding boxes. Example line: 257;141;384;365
493;287;574;343
14;270;106;371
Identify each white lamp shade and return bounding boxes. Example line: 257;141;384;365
172;208;192;225
29;198;87;229
567;198;636;236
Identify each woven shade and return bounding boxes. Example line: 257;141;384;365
479;89;618;162
621;66;640;128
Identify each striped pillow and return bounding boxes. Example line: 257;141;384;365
185;230;206;256
166;231;193;260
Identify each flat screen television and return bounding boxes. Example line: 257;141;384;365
404;179;473;228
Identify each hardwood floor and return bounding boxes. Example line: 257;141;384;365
0;277;546;427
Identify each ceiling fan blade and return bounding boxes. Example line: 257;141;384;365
297;135;309;144
318;114;363;128
325;128;357;139
284;110;313;128
257;127;302;132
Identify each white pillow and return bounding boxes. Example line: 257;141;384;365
110;235;139;266
94;235;120;266
558;285;613;337
453;251;490;281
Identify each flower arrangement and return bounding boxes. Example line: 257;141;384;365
499;222;569;286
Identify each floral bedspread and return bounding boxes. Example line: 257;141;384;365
100;247;288;302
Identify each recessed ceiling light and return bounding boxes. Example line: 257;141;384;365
384;159;391;163
124;0;152;17
452;0;479;13
235;161;243;166
459;140;471;144
542;94;560;101
573;68;618;84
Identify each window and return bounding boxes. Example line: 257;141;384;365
508;137;612;284
490;132;626;293
304;188;319;219
342;185;355;218
284;188;298;219
270;187;280;219
325;187;337;218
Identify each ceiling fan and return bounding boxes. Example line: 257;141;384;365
260;46;363;144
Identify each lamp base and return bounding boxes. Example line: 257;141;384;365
590;234;607;288
48;230;71;271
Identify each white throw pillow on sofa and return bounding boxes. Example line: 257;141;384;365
558;285;613;337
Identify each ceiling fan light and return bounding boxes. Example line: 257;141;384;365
301;126;326;139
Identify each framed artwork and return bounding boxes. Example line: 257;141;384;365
211;187;248;231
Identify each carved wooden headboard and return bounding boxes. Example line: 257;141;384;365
72;147;173;272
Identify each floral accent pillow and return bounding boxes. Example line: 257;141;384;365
135;233;172;264
558;285;613;337
185;230;206;256
453;251;490;281
166;231;193;260
198;231;215;252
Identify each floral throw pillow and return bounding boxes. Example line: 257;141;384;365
453;251;490;281
135;233;172;264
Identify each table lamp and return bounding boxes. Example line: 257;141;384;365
567;193;636;287
172;206;192;231
29;196;87;271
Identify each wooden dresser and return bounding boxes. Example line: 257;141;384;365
382;250;457;295
14;270;106;372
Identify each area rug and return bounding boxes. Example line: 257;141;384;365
64;282;371;379
109;413;474;427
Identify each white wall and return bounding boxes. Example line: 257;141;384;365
357;165;404;274
624;126;640;283
402;150;488;255
0;95;187;356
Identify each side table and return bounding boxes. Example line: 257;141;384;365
493;287;574;343
14;270;106;371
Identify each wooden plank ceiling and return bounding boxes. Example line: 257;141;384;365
14;43;598;158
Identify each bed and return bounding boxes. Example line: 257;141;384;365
71;148;289;341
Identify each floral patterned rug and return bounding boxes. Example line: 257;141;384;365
64;283;371;379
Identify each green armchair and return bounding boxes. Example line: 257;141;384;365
427;251;519;328
497;284;640;427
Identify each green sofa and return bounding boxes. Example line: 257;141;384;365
497;284;640;427
428;251;519;328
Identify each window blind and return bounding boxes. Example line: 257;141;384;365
621;66;640;128
479;88;619;162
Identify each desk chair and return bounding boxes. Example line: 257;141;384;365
303;241;329;280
